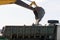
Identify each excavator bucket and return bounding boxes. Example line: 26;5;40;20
33;7;45;24
0;0;16;5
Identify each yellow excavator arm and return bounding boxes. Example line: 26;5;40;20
0;0;45;25
0;0;16;5
0;0;34;10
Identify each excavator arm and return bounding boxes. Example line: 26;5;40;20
0;0;45;25
0;0;16;5
0;0;34;10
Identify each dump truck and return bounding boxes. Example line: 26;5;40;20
1;20;59;40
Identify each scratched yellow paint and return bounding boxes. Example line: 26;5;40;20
0;0;16;5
